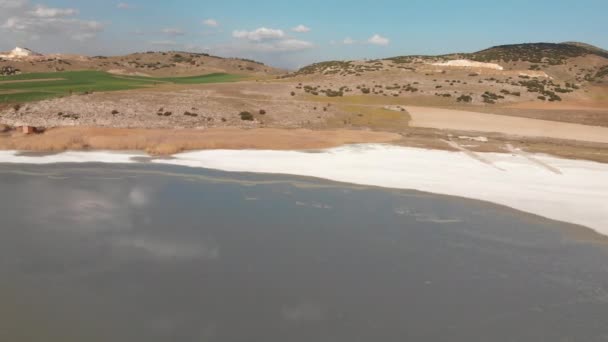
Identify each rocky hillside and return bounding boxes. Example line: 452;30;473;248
0;49;283;77
282;42;608;106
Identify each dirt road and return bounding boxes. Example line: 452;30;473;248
406;106;608;144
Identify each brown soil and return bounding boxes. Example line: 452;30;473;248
406;106;608;144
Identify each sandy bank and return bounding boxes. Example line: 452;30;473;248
0;127;401;154
406;106;608;144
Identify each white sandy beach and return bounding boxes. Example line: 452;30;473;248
1;145;607;236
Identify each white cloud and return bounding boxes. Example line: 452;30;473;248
29;4;78;17
0;1;103;42
343;37;356;45
116;2;134;9
230;26;313;53
161;27;185;36
2;17;103;41
202;18;218;27
233;27;285;41
368;34;390;46
291;24;310;33
0;0;27;9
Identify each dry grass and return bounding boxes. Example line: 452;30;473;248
305;94;454;107
0;127;401;155
324;105;411;131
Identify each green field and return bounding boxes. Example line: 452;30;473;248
0;71;243;103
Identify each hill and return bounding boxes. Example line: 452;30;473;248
282;42;608;106
562;42;608;56
0;49;283;77
462;42;608;64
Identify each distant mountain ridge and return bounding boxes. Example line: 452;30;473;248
463;42;608;64
0;48;283;77
562;41;608;56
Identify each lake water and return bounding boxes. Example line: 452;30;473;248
1;163;607;342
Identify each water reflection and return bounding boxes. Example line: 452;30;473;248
0;163;607;342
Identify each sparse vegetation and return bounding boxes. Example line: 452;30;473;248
239;111;254;121
0;66;21;76
457;95;473;103
482;91;504;104
464;43;608;64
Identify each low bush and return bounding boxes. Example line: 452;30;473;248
457;95;473;103
239;111;254;121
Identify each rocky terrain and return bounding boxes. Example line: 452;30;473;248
281;43;608;106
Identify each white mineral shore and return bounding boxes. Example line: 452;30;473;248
1;145;607;236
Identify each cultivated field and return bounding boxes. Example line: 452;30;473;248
0;71;243;103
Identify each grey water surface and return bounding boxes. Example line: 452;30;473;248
0;163;607;342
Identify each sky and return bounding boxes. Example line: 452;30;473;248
0;0;607;69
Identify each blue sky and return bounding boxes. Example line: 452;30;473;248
1;0;607;68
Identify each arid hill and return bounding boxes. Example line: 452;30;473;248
282;42;608;106
0;49;283;77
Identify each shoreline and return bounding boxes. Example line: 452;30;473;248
1;125;608;164
1;144;607;238
0;127;402;155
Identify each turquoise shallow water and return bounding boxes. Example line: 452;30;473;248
1;163;607;342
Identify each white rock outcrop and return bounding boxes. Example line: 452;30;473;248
0;47;42;60
431;59;504;70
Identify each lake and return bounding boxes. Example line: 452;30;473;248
1;162;607;341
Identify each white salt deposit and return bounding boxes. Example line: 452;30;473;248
1;145;607;236
156;145;608;236
431;59;504;70
0;151;140;164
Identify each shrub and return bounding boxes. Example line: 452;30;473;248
326;89;343;97
457;95;473;103
259;109;266;115
239;111;254;121
111;110;119;115
291;91;295;96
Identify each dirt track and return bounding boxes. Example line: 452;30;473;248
406;106;608;144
